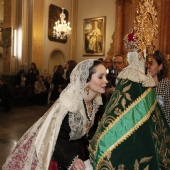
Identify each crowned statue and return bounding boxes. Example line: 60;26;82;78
88;0;170;169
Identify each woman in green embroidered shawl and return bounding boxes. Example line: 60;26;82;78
89;51;170;170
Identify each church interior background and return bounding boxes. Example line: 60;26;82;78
0;0;170;83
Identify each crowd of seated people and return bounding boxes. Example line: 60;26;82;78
9;60;78;107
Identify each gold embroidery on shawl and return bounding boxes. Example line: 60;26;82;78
89;86;150;158
98;158;115;170
104;83;132;116
95;88;158;170
105;90;122;114
98;156;152;170
151;107;170;168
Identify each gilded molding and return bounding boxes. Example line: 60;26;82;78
134;0;158;54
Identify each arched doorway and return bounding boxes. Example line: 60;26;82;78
48;49;65;75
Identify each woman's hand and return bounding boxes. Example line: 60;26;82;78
70;158;86;170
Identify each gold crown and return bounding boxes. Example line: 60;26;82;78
124;0;158;55
124;30;138;52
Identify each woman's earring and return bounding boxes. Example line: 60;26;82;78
85;88;89;95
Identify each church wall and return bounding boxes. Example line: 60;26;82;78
76;0;116;62
41;0;73;75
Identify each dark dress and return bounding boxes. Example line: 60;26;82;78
26;68;39;86
52;114;89;169
50;73;65;102
15;69;27;86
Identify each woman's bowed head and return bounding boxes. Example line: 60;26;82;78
2;59;108;170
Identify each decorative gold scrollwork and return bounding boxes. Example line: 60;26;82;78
134;0;158;54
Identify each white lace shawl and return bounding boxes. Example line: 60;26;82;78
2;59;102;170
118;52;156;87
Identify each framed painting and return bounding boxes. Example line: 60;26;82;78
48;4;69;43
83;16;106;56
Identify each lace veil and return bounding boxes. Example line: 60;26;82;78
118;51;156;87
2;59;102;170
60;59;95;112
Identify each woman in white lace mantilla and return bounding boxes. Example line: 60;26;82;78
2;59;108;170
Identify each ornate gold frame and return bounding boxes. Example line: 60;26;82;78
83;16;106;56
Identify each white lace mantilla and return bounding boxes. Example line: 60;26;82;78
2;59;102;170
118;52;155;87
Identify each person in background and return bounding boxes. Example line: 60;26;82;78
103;55;126;103
51;65;58;80
104;54;126;98
103;57;114;92
64;60;77;87
147;50;170;126
34;75;48;106
104;57;113;71
44;76;53;105
16;65;27;87
26;62;39;93
63;62;68;79
112;54;126;75
50;65;65;102
3;59;108;170
0;78;13;112
44;76;52;93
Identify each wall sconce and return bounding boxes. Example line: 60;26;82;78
13;28;22;59
13;29;16;57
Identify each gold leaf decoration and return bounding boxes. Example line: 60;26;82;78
125;93;132;101
144;165;149;170
121;98;126;109
134;159;139;170
134;0;158;54
139;156;153;163
122;84;131;93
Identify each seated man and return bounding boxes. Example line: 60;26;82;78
0;78;13;112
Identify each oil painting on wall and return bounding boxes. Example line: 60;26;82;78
83;16;106;56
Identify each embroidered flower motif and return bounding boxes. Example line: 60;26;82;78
114;108;122;116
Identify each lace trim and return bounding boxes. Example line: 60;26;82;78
2;60;102;170
118;52;155;87
68;155;79;170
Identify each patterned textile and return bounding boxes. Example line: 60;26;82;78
2;59;102;170
155;78;170;126
118;52;155;87
89;79;170;170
